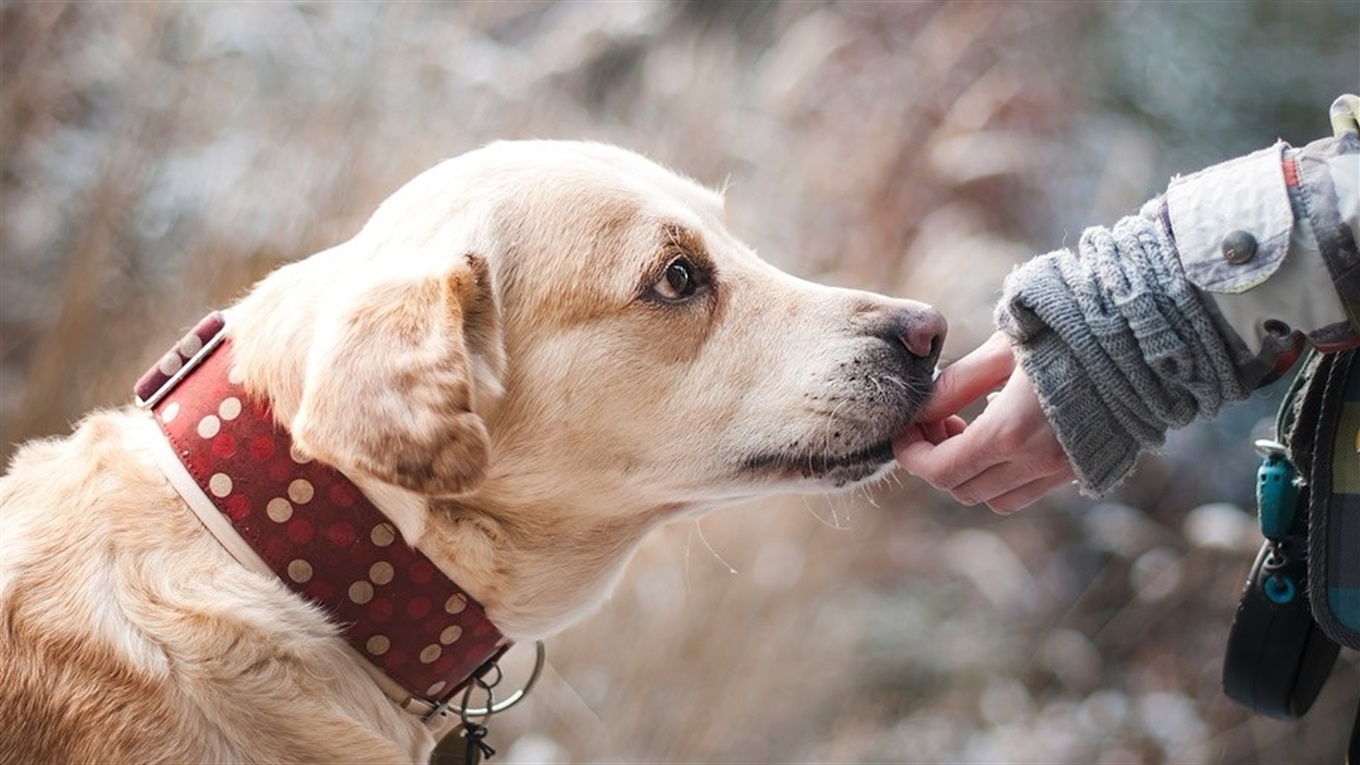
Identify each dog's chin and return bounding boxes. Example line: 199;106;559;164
739;384;931;489
742;439;897;489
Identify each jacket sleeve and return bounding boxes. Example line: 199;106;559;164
994;200;1251;495
994;96;1359;496
1166;125;1359;385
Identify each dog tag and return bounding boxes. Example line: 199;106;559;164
1223;536;1339;719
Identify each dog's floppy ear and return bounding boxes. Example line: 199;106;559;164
290;254;498;497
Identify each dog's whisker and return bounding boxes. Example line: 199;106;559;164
883;375;910;393
819;399;850;461
801;495;838;529
683;522;696;594
803;495;843;530
859;484;881;509
814;491;851;531
694;519;737;575
834;495;851;530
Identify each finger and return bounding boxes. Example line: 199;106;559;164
941;415;966;440
893;414;964;449
895;423;928;449
904;386;1066;495
985;473;1076;515
942;415;1072;508
894;424;999;490
917;331;1016;422
921;416;968;444
946;458;1055;508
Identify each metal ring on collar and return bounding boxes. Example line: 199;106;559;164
462;640;546;718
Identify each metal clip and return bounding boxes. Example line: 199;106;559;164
423;640;545;725
133;312;229;409
446;641;547;765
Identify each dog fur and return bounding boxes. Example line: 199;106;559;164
0;141;944;763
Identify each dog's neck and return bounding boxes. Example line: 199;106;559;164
226;260;326;429
137;313;509;719
418;494;682;639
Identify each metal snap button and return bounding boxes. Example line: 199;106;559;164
1220;229;1258;265
1263;319;1292;337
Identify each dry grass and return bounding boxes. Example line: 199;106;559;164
2;2;1356;763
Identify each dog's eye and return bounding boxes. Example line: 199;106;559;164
654;258;698;301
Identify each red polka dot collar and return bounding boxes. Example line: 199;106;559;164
134;312;508;723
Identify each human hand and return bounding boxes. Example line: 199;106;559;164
894;331;1076;514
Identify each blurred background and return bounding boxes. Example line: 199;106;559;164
2;1;1357;762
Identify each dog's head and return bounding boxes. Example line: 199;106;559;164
228;140;943;632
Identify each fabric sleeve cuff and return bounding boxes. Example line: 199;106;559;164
1009;322;1142;496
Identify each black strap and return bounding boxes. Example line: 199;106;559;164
1303;348;1360;650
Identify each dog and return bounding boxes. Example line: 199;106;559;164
0;140;944;763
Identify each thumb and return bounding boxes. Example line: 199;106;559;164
916;330;1016;423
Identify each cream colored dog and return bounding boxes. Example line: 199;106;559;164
0;141;944;763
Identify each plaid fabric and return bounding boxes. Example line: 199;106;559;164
1305;347;1360;649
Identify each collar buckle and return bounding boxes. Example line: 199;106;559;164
134;312;228;409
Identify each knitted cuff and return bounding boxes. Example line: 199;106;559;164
1009;317;1142;494
996;207;1252;495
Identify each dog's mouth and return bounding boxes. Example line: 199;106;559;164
741;438;897;488
735;360;933;489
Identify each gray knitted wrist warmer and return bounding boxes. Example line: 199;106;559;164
995;201;1252;495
